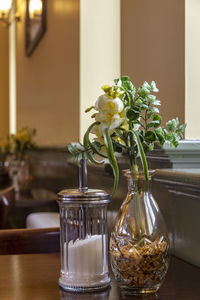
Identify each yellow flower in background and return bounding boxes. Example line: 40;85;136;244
0;127;37;160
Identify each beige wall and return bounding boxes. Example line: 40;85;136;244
80;0;120;141
0;26;9;139
16;0;80;146
185;0;200;139
121;0;185;126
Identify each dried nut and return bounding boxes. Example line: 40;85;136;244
110;236;169;288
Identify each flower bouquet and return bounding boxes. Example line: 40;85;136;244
68;76;185;193
1;127;37;192
68;76;186;295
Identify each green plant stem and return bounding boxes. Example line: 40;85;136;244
134;192;145;242
130;158;138;174
103;128;119;196
144;109;148;131
131;130;149;181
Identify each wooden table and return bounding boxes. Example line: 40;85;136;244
0;254;199;300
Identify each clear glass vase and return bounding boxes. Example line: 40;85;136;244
110;170;170;296
6;154;33;193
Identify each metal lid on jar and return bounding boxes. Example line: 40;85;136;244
57;189;110;204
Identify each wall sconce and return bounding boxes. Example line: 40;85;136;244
29;0;42;20
0;0;20;27
26;0;46;56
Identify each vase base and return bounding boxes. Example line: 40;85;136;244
120;284;160;296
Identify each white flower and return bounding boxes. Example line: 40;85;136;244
95;112;123;131
94;93;125;133
95;95;124;114
109;115;124;130
91;124;104;144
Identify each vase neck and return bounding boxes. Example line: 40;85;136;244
123;170;154;193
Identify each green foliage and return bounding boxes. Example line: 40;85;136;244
67;143;86;162
67;76;186;195
114;77;186;155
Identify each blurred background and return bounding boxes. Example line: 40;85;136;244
0;0;199;146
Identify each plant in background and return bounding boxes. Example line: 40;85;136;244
68;76;186;195
1;127;37;160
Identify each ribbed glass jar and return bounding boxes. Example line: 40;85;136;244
110;170;170;295
57;189;111;292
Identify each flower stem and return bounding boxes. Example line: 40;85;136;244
130;160;138;174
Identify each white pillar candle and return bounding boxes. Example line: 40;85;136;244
63;235;107;287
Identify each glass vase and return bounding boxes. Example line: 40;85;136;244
110;170;170;295
6;154;32;193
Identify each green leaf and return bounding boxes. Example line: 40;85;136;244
155;128;165;145
148;95;156;102
135;98;143;105
121;75;130;82
151;81;159;92
165;118;179;131
147;107;159;119
145;131;156;142
67;143;86;163
103;128;119;196
178;124;187;133
147;120;161;129
126;109;140;120
152;114;162;127
138;86;150;98
151;99;161;106
143;81;151;90
142;142;154;152
131;130;149;181
133;119;141;125
114;78;120;85
67;143;84;156
122;80;136;94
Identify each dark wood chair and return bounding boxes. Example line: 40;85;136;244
0;227;60;255
0;186;15;229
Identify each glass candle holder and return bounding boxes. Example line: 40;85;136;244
57;188;111;292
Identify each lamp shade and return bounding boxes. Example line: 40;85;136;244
29;0;42;18
0;0;12;14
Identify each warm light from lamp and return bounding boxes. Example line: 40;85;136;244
0;0;12;18
29;0;42;19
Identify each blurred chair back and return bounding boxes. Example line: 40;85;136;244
0;227;60;255
0;186;15;229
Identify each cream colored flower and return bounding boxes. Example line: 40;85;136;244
91;124;105;145
94;93;125;133
95;112;123;130
95;95;124;114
